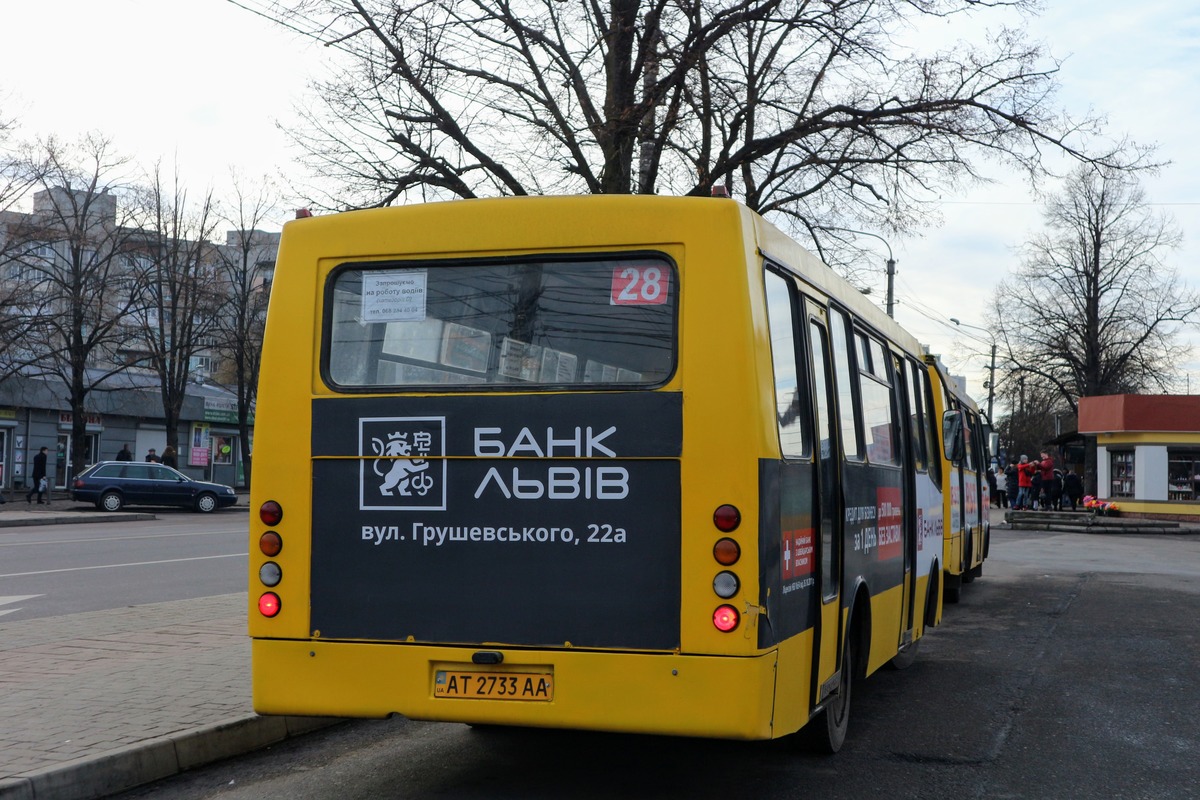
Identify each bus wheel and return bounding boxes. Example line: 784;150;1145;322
945;574;962;604
805;637;854;754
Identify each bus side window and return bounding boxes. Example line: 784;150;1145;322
857;333;898;466
943;409;964;463
905;358;926;472
828;307;861;461
764;270;808;458
916;364;941;484
962;412;977;471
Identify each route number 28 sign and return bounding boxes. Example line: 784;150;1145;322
610;265;669;306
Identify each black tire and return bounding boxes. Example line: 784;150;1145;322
806;636;854;754
195;493;218;513
945;573;962;604
100;491;123;512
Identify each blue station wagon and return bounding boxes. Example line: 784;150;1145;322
71;461;239;513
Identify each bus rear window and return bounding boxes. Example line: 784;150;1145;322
324;256;677;390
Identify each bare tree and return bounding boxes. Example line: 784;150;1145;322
991;165;1198;415
213;176;280;486
8;134;146;477
233;0;1141;266
130;162;225;455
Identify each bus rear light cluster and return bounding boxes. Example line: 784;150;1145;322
258;500;284;617
712;506;742;631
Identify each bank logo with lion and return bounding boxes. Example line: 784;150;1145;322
358;416;446;511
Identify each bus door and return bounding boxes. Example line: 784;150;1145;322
893;356;917;641
942;404;967;573
962;410;984;574
765;274;841;714
806;305;842;703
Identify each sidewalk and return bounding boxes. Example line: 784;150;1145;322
0;503;341;800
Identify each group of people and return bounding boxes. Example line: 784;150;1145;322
115;444;178;468
988;451;1084;511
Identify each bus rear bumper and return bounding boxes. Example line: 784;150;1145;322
252;638;778;740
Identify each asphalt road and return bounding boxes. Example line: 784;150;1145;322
0;512;247;621
104;524;1200;799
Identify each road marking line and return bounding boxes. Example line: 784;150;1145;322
0;594;44;617
0;553;248;578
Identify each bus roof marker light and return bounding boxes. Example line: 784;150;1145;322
713;604;740;632
713;504;741;532
260;500;283;527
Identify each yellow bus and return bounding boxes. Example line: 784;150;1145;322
249;195;946;751
927;357;989;603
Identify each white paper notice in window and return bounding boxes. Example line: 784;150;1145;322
361;270;428;322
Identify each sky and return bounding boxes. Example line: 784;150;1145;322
2;0;1199;409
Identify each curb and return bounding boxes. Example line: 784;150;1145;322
0;512;157;528
0;715;346;800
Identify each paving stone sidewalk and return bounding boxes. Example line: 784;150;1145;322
0;509;338;800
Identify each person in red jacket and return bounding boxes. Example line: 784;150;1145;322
1037;451;1057;509
1015;454;1036;509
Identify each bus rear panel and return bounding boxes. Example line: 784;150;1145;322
250;196;941;743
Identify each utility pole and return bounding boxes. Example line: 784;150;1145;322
825;227;896;318
951;317;996;424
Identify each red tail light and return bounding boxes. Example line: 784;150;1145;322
713;605;740;632
713;504;741;532
260;500;283;526
258;592;282;618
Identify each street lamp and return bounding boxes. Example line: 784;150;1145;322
950;317;996;424
822;227;896;318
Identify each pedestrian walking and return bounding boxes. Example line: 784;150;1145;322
26;446;48;504
116;444;134;462
161;446;178;469
145;448;161;463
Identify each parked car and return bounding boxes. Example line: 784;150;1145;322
71;461;238;513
